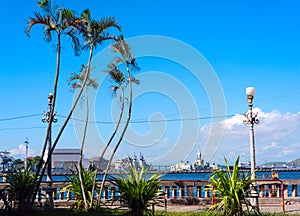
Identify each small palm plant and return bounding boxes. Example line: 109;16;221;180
110;163;163;216
5;166;35;211
62;164;97;210
209;157;260;216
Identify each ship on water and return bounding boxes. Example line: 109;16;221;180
0;150;14;173
114;152;151;172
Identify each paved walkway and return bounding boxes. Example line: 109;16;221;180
154;203;300;215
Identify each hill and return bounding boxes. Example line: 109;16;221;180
261;158;300;167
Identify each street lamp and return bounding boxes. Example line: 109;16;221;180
244;87;259;209
42;93;57;208
24;138;29;170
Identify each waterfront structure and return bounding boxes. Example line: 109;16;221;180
44;148;90;171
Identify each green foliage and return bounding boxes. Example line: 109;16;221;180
5;166;35;210
28;155;42;169
68;64;99;92
26;0;81;55
110;163;163;216
62;164;97;210
209;157;260;216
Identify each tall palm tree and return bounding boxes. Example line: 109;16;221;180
91;60;126;206
98;37;140;203
99;61;126;167
68;64;98;165
68;64;98;209
39;9;121;210
26;0;80;206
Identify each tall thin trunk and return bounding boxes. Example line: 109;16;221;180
98;88;124;163
78;86;89;209
30;33;61;206
94;88;124;206
80;86;89;164
99;64;132;201
31;44;94;206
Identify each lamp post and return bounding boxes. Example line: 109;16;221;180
42;93;57;208
24;138;29;170
244;87;259;210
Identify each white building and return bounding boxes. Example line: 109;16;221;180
171;149;217;172
170;161;191;172
192;150;205;170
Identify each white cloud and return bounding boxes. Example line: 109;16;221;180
9;144;38;159
198;108;300;165
281;149;294;156
263;142;279;150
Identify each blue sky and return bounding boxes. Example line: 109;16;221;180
0;1;299;165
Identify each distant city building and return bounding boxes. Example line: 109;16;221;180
44;148;90;171
170;149;218;172
192;150;205;170
170;161;191;172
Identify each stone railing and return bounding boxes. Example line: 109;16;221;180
1;179;300;210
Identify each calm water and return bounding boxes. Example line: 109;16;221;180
2;171;299;182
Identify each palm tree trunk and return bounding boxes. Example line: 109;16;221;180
98;88;124;163
31;44;94;206
94;88;124;206
30;33;61;206
78;86;89;209
99;64;132;202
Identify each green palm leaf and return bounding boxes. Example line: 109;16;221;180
62;164;98;210
110;163;162;216
209;157;260;216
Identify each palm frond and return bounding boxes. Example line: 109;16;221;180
111;39;132;60
110;164;162;215
98;16;121;32
26;11;52;37
68;64;98;91
61;163;97;209
65;28;81;56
